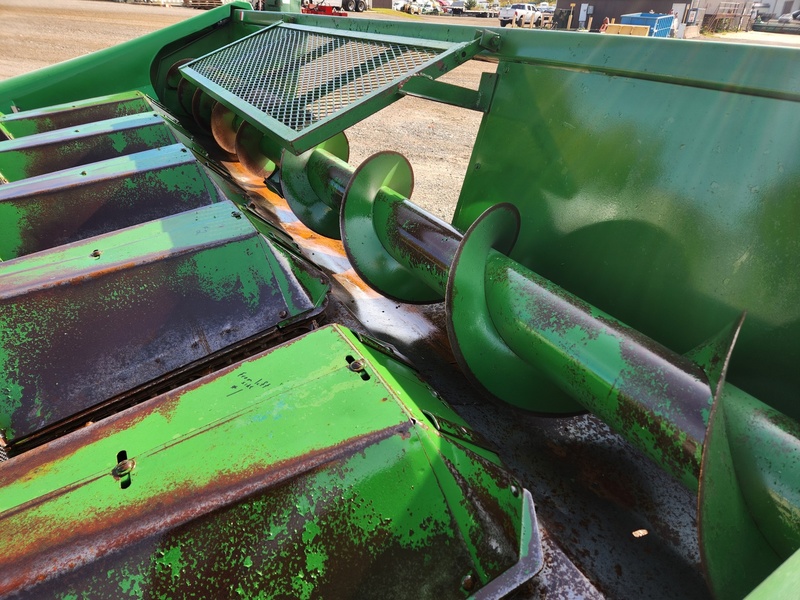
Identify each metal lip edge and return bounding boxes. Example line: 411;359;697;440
0;112;167;151
238;10;481;46
275;21;459;51
0;200;253;288
0;143;196;201
471;488;543;599
209;15;459;52
496;34;800;101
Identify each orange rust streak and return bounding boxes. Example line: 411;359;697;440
335;269;381;299
0;421;411;596
220;160;449;356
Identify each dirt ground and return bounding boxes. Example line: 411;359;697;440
0;0;798;219
0;0;497;219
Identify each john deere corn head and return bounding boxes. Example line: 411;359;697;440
0;5;798;599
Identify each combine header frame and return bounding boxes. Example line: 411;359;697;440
1;4;799;599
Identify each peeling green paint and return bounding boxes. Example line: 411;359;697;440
183;240;264;309
2;326;525;598
0;202;25;259
154;546;185;581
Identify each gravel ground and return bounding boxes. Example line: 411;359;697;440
0;0;495;220
0;0;198;79
1;0;797;219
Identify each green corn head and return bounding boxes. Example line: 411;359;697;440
0;4;798;598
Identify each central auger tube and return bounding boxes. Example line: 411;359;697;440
275;147;713;486
265;141;800;599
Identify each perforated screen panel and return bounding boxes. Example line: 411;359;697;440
180;24;471;153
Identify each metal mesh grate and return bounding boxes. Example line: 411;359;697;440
185;27;441;133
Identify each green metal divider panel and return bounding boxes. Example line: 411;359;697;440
0;325;536;599
0;113;178;182
0;144;221;260
0;200;326;453
0;91;153;140
179;23;478;154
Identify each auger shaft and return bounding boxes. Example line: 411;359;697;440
192;87;800;593
307;148;350;211
373;189;461;300
483;250;711;487
263;140;800;597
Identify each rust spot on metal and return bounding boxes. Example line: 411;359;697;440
1;421;426;597
439;444;519;581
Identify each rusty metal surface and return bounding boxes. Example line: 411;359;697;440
0;325;530;599
382;193;462;298
0;144;221;259
231;172;709;599
484;251;713;488
481;408;708;599
0;201;322;451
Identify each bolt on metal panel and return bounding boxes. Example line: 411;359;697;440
0;325;539;599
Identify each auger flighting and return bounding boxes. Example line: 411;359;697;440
216;115;800;598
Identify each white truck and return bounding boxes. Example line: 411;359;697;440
498;3;542;26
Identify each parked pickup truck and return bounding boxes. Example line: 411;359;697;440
499;2;542;26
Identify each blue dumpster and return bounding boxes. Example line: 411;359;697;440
620;12;674;37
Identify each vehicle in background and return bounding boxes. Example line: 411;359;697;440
301;1;349;14
777;8;800;22
401;0;440;13
300;0;367;10
475;1;498;15
342;0;367;10
499;2;542;26
420;0;441;12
